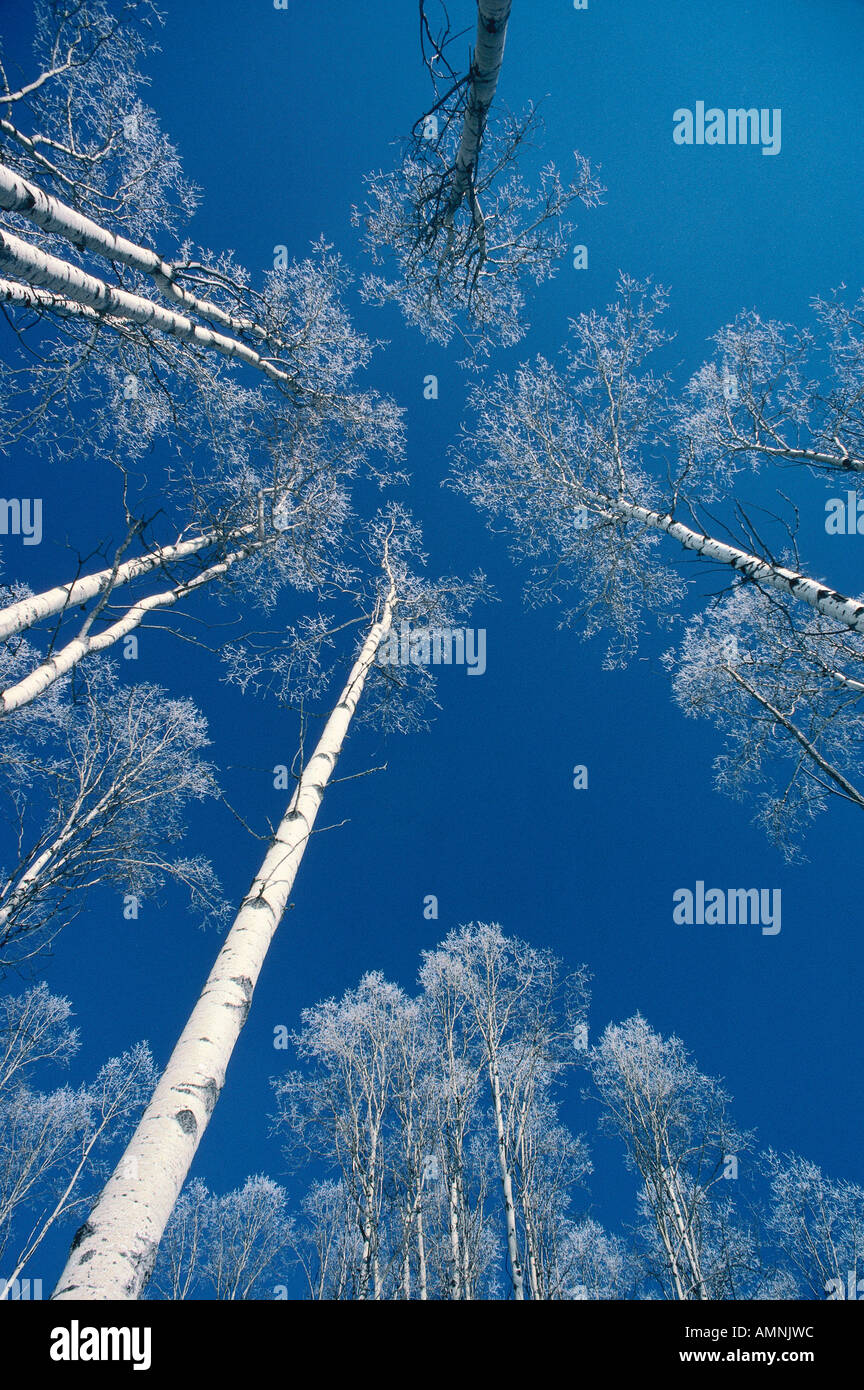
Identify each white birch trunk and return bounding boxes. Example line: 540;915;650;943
0;785;102;939
609;499;864;633
0;527;252;642
487;1049;525;1299
416;1197;428;1301
735;439;864;475
1;544;258;715
447;1173;462;1299
446;1;513;220
52;596;393;1300
0;163;270;341
662;1170;707;1300
0;275;126;326
0;230;297;389
358;1153;381;1301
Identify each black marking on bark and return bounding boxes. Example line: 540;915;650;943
177;1076;221;1115
79;1250;94;1265
127;1240;158;1297
175;1108;197;1136
232;975;254;1000
70;1219;95;1252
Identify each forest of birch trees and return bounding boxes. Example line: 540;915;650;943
0;0;861;1302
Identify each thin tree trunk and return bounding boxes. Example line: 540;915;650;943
447;1173;462;1299
446;1;513;221
458;1170;474;1298
1;543;259;716
0;1084;132;1299
0;526;252;642
662;1171;708;1300
487;1050;524;1299
521;1183;542;1300
606;498;864;634
52;592;394;1300
0;782;102;941
416;1194;428;1301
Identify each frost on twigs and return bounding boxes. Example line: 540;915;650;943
679;291;864;481
352;0;601;361
0;656;229;965
221;503;493;735
0;990;156;1297
452;276;686;665
0;1;198;239
663;585;864;860
354;119;600;362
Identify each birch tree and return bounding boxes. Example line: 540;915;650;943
765;1151;864;1300
353;1;601;354
277;974;414;1300
417;943;490;1299
52;513;484;1299
420;923;590;1300
0;984;156;1298
553;1217;637;1300
679;296;864;480
590;1015;751;1301
0;417;376;715
664;585;864;859
454;275;864;851
0;656;225;967
455;275;864;664
0;3;403;552
0;982;77;1091
290;1180;362;1302
0;1;196;239
147;1175;294;1301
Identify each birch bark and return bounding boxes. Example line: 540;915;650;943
445;2;513;223
1;543;261;716
0;163;270;341
52;591;394;1300
0;528;252;642
487;1043;525;1299
604;498;864;634
0;230;298;389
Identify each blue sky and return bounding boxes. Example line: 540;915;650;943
3;0;864;1290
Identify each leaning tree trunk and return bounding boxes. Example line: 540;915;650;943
0;162;271;341
1;542;262;716
603;498;864;634
52;593;394;1300
0;229;295;389
0;525;253;642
